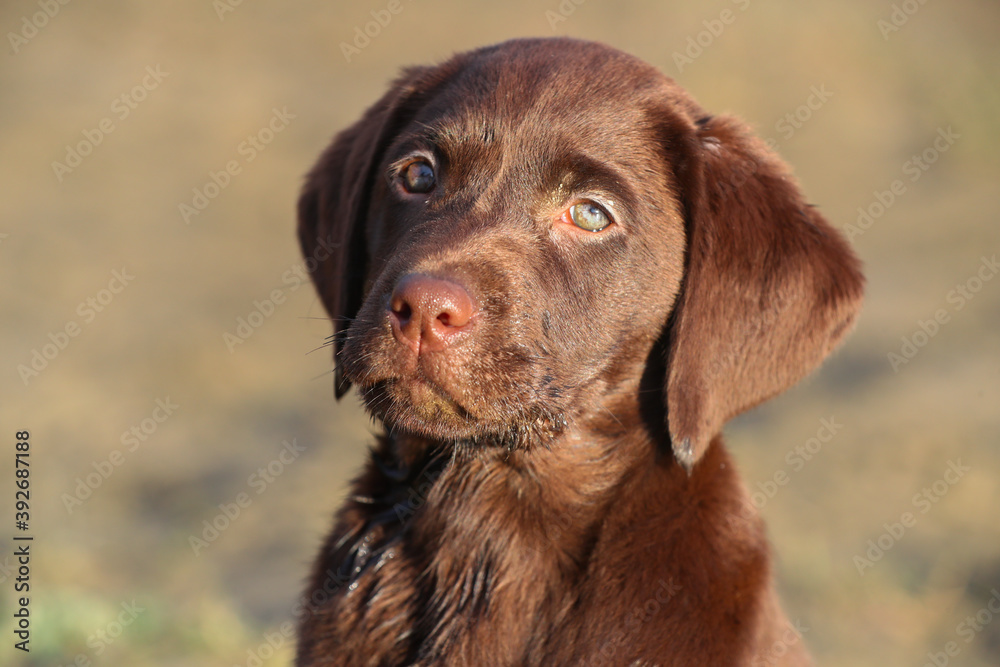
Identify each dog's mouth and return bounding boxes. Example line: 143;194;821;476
357;375;567;447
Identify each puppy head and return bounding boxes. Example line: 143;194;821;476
298;38;863;465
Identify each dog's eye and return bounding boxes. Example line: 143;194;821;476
400;160;436;194
568;201;612;232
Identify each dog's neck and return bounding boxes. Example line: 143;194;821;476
336;382;675;661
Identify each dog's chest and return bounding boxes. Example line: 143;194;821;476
328;454;592;664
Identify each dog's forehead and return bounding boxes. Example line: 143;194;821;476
413;43;665;145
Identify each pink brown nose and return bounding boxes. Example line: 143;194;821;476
388;274;476;352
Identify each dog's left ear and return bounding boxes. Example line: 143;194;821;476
664;113;864;471
298;66;435;398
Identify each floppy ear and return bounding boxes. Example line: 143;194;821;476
665;114;864;471
298;67;434;398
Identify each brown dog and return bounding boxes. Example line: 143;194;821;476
295;38;863;666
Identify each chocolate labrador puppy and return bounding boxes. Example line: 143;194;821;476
295;37;863;666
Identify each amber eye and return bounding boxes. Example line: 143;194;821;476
400;160;435;194
568;201;612;232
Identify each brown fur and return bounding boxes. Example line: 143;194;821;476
295;38;864;666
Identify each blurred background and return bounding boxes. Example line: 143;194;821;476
1;0;997;665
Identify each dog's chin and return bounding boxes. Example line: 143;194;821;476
358;379;564;448
358;378;485;439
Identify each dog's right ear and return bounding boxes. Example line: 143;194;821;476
298;66;435;398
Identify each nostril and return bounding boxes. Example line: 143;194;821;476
434;298;472;330
391;298;413;323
